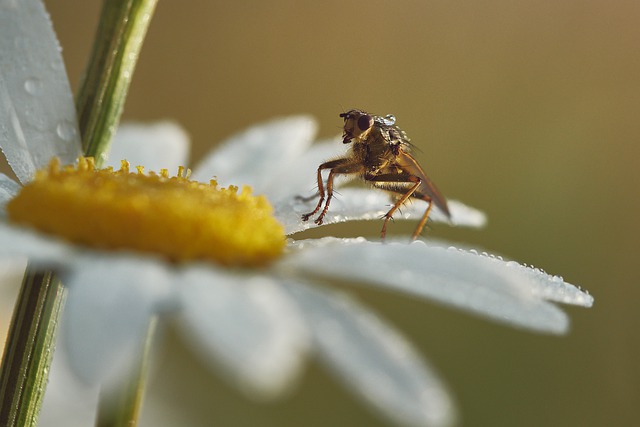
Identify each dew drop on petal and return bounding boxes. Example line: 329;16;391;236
56;120;77;142
49;60;63;71
24;77;43;96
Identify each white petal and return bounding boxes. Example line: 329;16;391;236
445;200;488;227
62;254;172;385
283;282;455;427
177;265;309;397
192;116;317;194
282;238;584;334
0;174;21;217
105;121;190;172
0;222;74;266
0;0;81;184
277;187;485;235
493;258;594;307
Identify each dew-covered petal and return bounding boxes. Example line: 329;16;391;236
0;222;74;266
62;254;172;385
443;200;487;227
0;174;21;216
177;265;309;397
0;0;82;184
282;238;584;334
283;281;455;427
277;187;486;235
192;116;317;193
493;258;593;307
105;121;190;172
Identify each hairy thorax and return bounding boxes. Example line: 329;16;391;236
352;128;396;175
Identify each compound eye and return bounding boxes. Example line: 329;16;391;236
357;114;374;131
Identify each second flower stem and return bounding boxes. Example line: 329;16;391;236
96;317;158;427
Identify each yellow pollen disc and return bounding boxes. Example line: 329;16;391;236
7;157;286;266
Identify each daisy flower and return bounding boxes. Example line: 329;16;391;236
1;115;593;427
0;2;593;426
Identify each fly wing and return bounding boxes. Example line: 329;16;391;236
395;151;451;218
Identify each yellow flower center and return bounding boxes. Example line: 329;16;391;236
7;157;285;266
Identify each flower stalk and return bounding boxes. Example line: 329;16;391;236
96;317;158;427
0;270;65;427
0;1;157;426
77;0;159;165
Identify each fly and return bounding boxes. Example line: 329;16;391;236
301;109;451;240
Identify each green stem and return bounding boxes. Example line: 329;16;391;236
77;0;159;165
0;1;158;427
96;317;157;427
0;269;66;427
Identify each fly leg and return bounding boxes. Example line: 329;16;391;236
366;173;430;240
381;181;421;239
313;162;363;225
301;159;360;224
412;199;433;241
301;159;343;221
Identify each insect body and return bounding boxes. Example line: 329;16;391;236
301;109;451;240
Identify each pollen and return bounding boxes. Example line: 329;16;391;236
7;157;285;266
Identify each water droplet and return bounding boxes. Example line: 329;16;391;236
551;275;564;283
24;77;42;96
469;249;478;255
506;261;519;268
56;120;77;141
382;114;396;126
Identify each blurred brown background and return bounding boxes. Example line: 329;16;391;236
3;0;639;426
